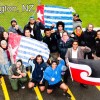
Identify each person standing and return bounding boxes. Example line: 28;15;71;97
65;40;91;88
82;24;96;59
70;26;83;46
8;18;23;34
43;28;59;60
54;21;65;40
92;30;100;59
24;16;45;41
73;13;82;30
0;40;12;75
58;31;73;60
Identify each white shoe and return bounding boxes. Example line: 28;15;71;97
21;86;25;89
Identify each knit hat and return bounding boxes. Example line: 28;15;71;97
11;18;17;24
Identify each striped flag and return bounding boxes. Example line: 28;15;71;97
37;5;73;33
8;33;50;66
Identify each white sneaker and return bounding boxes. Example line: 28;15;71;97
21;86;25;89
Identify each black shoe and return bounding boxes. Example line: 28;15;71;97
63;92;71;98
80;84;88;88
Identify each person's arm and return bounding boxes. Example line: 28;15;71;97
0;48;5;64
11;75;22;79
58;40;65;53
18;26;23;33
37;21;45;29
28;57;35;78
92;54;100;60
16;29;24;36
65;48;70;66
81;46;91;53
8;66;22;79
43;68;51;81
58;57;65;65
17;69;26;77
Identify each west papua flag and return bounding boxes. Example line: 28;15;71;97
8;33;50;66
37;5;73;33
68;58;100;86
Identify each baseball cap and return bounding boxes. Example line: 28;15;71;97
29;16;34;20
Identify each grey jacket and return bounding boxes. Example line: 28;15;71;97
8;26;23;33
65;46;91;63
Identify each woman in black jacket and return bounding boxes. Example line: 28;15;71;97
58;31;74;60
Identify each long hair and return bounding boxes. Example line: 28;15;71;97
35;55;44;64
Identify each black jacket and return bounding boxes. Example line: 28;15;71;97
43;34;58;53
70;31;84;46
24;22;45;41
0;26;5;34
82;30;96;52
31;60;47;82
95;38;100;57
58;38;73;59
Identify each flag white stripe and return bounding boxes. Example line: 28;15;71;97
44;13;72;17
45;23;73;28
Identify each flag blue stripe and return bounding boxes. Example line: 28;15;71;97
44;16;72;20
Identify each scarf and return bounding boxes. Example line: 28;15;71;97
74;29;82;37
61;36;69;43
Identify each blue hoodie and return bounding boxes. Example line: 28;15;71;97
43;59;66;85
29;59;47;82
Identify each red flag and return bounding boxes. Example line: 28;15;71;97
37;5;44;24
69;62;100;86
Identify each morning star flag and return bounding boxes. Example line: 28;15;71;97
8;33;50;66
68;59;100;86
37;5;73;33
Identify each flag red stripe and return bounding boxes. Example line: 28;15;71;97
37;5;44;24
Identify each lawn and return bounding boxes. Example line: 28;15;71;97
0;0;100;31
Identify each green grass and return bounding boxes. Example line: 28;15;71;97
0;0;100;31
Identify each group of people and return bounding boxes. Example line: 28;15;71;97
0;13;100;98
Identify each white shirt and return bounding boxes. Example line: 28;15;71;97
30;25;34;36
72;48;78;58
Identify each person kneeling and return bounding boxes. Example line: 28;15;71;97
43;57;71;98
8;59;27;91
28;55;47;92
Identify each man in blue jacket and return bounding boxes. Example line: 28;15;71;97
43;57;71;98
28;55;47;92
